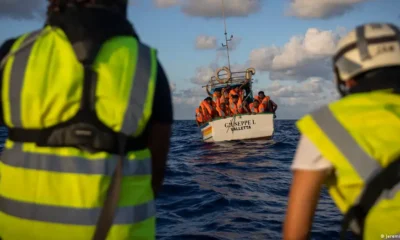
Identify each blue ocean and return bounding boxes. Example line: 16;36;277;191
0;121;354;240
156;120;355;240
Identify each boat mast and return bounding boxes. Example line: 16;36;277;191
221;0;232;71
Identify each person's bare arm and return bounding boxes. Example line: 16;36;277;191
270;99;278;112
283;169;329;240
147;122;171;196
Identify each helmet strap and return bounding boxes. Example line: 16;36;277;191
334;66;349;97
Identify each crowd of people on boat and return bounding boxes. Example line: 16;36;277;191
195;85;278;126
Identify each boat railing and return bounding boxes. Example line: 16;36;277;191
203;68;256;89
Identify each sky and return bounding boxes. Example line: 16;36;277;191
0;0;400;120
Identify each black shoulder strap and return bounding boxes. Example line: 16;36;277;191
68;38;126;240
93;134;127;240
340;156;400;239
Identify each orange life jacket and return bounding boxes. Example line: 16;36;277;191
212;92;221;107
249;103;260;113
216;106;225;117
195;108;204;122
219;95;226;105
201;100;214;116
229;89;244;100
254;96;270;112
237;98;249;114
239;89;245;100
229;98;239;115
229;89;236;98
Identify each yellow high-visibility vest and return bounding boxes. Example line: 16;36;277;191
297;90;400;240
0;26;157;239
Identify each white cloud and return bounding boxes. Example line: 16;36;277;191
190;65;216;85
189;61;252;86
154;0;261;18
172;87;209;119
286;0;369;19
174;27;345;119
0;0;44;19
154;0;180;8
195;35;217;49
249;27;342;82
260;78;339;118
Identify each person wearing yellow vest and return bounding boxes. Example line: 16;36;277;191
0;0;173;239
284;23;400;240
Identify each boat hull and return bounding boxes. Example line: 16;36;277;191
200;113;274;142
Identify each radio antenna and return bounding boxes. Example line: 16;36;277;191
220;0;232;71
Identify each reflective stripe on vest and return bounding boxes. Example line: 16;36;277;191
2;143;152;176
0;195;155;225
310;106;400;234
7;31;41;128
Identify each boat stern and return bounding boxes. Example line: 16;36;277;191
201;123;213;142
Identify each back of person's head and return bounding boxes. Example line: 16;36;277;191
204;97;212;102
232;94;239;99
333;22;400;96
47;0;128;17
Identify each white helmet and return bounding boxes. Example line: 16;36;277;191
333;23;400;82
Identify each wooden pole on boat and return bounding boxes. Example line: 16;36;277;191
221;0;232;72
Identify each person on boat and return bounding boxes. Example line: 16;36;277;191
255;91;278;113
220;88;230;106
0;0;173;239
216;103;227;118
223;102;232;116
195;106;204;126
249;99;261;114
229;85;244;100
254;91;270;110
201;97;216;118
205;87;222;108
269;98;278;114
229;94;240;115
238;99;250;114
284;23;400;240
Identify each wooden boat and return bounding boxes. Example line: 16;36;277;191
201;113;274;142
197;0;275;142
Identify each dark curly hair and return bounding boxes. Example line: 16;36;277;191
47;0;127;15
